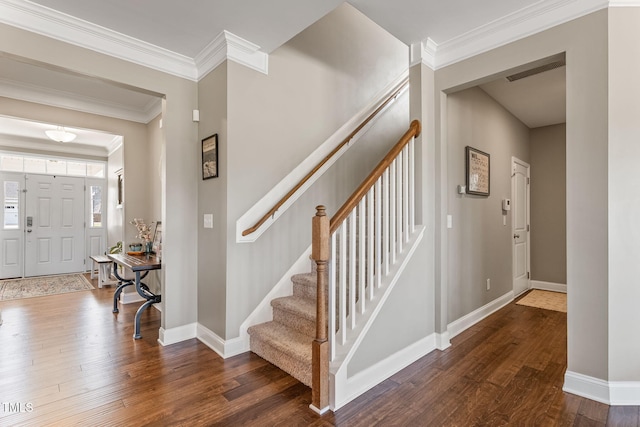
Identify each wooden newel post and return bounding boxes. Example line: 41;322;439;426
311;205;330;413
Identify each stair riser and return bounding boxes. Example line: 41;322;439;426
250;336;312;387
273;307;315;337
293;281;316;300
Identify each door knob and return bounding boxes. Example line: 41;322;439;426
513;234;520;239
26;229;32;233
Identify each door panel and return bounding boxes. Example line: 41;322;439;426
0;172;24;279
25;174;85;277
512;158;530;296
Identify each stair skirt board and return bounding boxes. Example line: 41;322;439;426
332;334;438;410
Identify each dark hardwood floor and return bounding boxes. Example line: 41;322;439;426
0;277;637;426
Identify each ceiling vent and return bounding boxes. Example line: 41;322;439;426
506;60;566;82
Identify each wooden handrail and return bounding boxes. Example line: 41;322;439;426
329;119;421;234
241;79;409;237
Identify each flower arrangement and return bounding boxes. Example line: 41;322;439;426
130;218;155;242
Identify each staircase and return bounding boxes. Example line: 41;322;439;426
247;120;422;411
248;272;316;386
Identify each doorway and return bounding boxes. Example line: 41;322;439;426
0;171;106;279
24;174;85;277
511;157;530;297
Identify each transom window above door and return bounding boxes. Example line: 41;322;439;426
0;152;105;178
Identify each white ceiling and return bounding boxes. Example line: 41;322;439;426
0;0;579;154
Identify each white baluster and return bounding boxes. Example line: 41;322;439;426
375;178;382;290
390;160;396;264
383;169;390;277
349;211;356;330
339;223;347;345
359;198;366;315
403;144;409;244
330;232;336;361
409;138;415;233
396;152;403;254
368;186;375;299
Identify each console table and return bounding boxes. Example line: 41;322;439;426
108;253;161;339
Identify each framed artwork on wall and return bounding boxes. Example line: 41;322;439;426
202;133;218;179
465;146;490;196
152;221;162;259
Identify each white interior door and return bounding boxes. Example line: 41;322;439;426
512;157;530;296
0;172;24;279
25;174;85;277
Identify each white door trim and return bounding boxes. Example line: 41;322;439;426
511;157;531;296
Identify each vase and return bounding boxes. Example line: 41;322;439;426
145;241;153;254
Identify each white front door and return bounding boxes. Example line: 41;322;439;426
0;172;24;279
512;157;530;296
25;174;85;277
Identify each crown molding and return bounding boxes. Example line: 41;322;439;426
107;135;123;156
410;38;437;70
428;0;610;69
0;0;198;80
195;30;269;79
0;134;109;157
0;1;269;81
0;77;162;123
609;0;640;5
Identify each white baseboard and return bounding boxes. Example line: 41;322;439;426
564;371;610;404
436;331;451;350
610;381;640;405
447;291;514;339
531;280;567;293
332;334;437;411
564;371;640;405
196;323;248;358
119;291;145;304
157;322;197;346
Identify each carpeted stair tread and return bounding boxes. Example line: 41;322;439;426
248;321;313;386
248;322;312;360
272;296;316;321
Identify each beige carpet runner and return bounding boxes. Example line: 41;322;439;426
516;289;566;313
0;274;94;301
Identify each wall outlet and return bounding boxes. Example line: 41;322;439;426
486;278;490;291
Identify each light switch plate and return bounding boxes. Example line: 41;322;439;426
204;214;213;229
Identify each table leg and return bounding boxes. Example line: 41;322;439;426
132;270;160;339
112;262;133;313
133;298;160;339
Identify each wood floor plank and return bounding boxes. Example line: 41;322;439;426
0;281;634;425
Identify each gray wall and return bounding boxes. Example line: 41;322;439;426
530;124;566;285
446;87;530;322
608;7;640;381
435;10;609;381
199;3;410;339
198;63;228;338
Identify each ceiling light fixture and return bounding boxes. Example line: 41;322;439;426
45;126;76;143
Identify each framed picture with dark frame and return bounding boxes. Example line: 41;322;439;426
465;146;490;196
202;133;218;179
152;221;162;259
